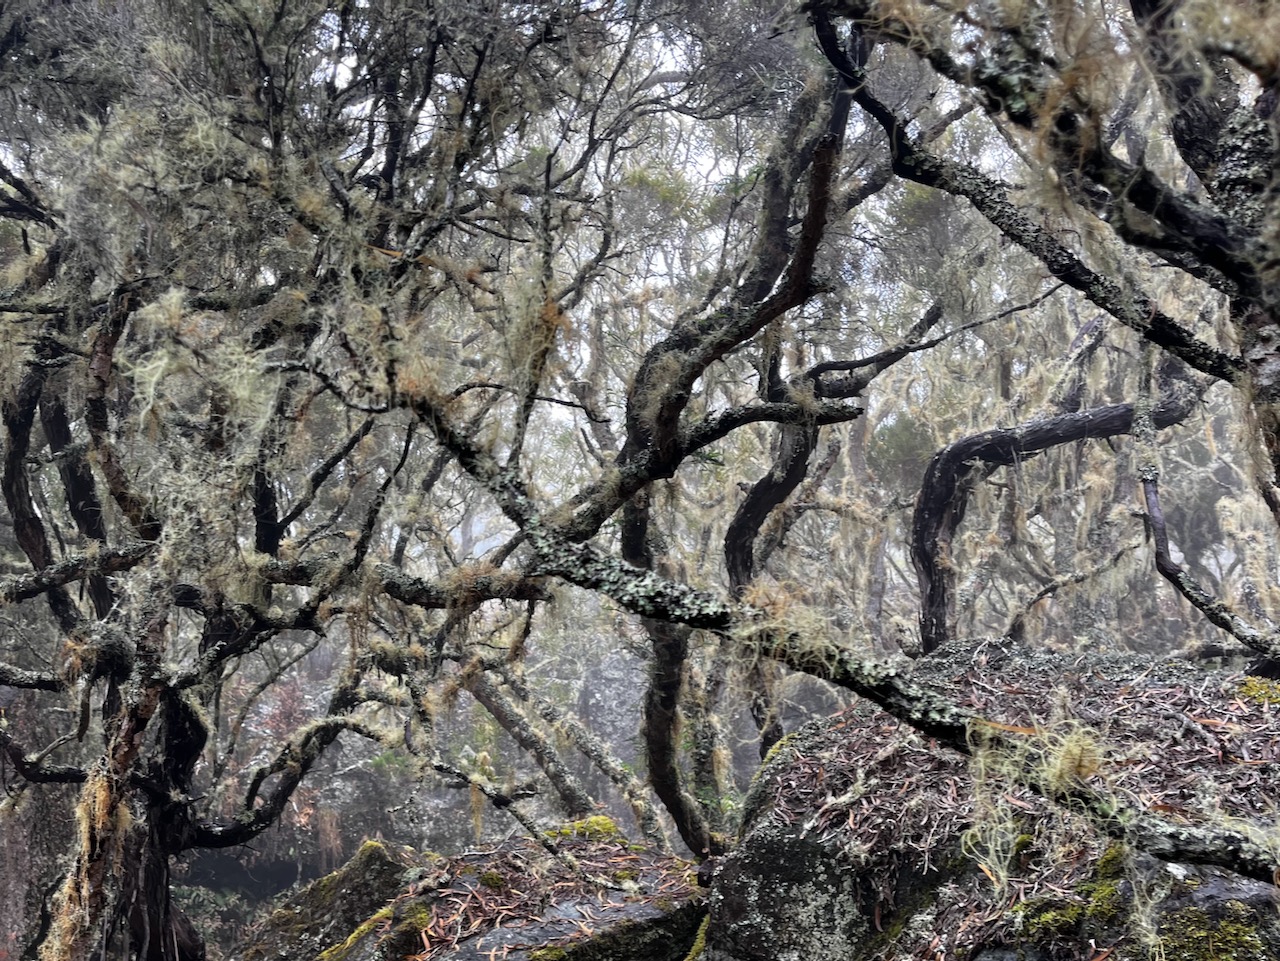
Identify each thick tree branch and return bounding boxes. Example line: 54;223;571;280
809;27;1246;386
0;542;153;605
912;387;1203;653
84;291;163;541
0;728;86;782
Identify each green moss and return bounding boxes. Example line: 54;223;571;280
1239;676;1280;705
1077;842;1127;925
682;913;710;961
529;948;569;961
613;869;639;882
1157;903;1268;961
545;815;623;842
759;730;798;769
315;905;392;961
398;901;434;929
1016;899;1085;938
478;869;505;890
1014;842;1127;940
1011;834;1035;859
1092;841;1127;880
311;840;390;904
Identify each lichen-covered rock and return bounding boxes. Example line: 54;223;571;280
239;840;415;961
701;642;1280;961
706;824;877;960
235;818;703;961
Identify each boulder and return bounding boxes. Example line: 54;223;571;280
701;642;1280;961
235;817;703;961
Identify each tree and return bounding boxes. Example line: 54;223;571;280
1;1;1278;958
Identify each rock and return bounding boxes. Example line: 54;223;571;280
701;643;1280;961
239;840;415;961
235;818;703;961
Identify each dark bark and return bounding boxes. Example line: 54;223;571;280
624;490;723;858
911;390;1201;653
84;292;162;542
724;423;818;757
466;671;596;818
1129;0;1236;184
2;361;83;632
39;393;115;618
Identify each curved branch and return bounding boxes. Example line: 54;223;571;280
1135;375;1280;658
819;2;1256;294
85;291;163;541
0;729;86;783
189;715;381;850
911;388;1203;653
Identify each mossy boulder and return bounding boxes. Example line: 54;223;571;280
236;821;703;961
239;840;415;961
702;642;1280;961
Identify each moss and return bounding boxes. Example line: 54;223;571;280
311;840;390;904
682;913;710;961
1157;903;1269;961
613;869;639;883
1092;841;1127;881
1239;676;1280;705
759;729;798;769
1016;898;1085;939
398;901;434;929
529;949;569;961
1014;842;1126;940
1011;833;1035;859
315;905;392;961
478;869;505;890
545;815;623;842
1076;842;1127;925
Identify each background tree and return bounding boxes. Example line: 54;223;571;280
1;1;1278;959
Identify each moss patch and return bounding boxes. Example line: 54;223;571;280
1157;903;1269;961
545;815;624;842
1016;898;1085;939
315;905;391;961
682;913;709;961
1239;676;1280;706
1077;842;1126;925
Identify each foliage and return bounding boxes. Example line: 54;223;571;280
2;0;1280;958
